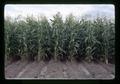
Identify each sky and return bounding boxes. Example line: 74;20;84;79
4;4;115;21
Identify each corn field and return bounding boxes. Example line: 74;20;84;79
5;13;115;64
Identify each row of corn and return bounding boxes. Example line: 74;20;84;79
5;13;115;64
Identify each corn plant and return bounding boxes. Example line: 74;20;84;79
38;16;52;61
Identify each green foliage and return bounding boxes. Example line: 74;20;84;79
5;13;115;63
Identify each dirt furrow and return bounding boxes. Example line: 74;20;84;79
17;61;46;78
65;61;92;79
38;60;65;78
5;61;28;78
99;63;115;75
82;62;114;79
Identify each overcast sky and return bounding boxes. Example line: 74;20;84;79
4;4;115;20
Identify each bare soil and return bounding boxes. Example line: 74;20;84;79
5;60;115;79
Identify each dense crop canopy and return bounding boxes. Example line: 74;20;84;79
5;13;115;64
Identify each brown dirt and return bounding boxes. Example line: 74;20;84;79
17;61;46;78
82;61;115;79
5;61;28;78
5;60;115;79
